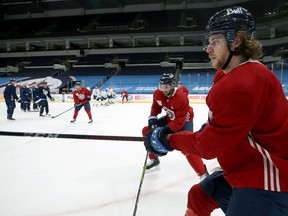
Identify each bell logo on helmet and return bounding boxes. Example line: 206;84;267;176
226;7;243;15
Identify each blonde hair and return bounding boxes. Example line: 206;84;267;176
234;30;263;59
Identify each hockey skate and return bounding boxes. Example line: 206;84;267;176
88;119;93;123
145;157;161;173
70;119;76;123
7;114;15;120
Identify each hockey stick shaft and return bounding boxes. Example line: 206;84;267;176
133;151;148;216
35;98;44;104
52;102;88;119
52;106;75;119
0;131;144;142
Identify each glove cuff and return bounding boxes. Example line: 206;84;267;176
159;126;174;151
150;128;170;154
150;127;174;154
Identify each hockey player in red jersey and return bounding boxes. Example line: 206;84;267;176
142;73;208;181
143;6;288;216
71;82;93;123
121;89;129;103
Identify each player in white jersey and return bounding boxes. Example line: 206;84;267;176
92;86;100;106
100;89;108;106
106;87;115;105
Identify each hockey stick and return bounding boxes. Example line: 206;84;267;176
51;102;86;119
51;106;75;119
133;151;148;216
35;98;44;104
0;131;144;142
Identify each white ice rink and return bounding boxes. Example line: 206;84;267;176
0;101;224;216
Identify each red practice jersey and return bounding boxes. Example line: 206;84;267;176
169;61;288;191
121;90;128;96
73;87;91;104
150;88;194;131
178;85;189;96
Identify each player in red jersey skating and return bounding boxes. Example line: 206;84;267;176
142;73;208;182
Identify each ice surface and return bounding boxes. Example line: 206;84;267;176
0;101;224;216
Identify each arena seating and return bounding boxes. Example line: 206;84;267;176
0;54;287;94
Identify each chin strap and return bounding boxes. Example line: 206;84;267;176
221;50;234;70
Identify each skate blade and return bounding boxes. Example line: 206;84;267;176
145;166;161;174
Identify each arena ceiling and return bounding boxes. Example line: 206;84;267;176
1;0;275;15
0;0;288;61
1;1;286;22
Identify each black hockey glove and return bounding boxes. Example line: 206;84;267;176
148;115;158;129
144;126;174;156
50;97;55;101
87;96;91;101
